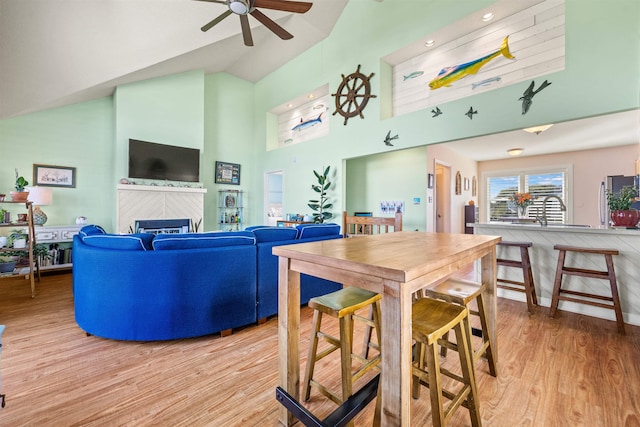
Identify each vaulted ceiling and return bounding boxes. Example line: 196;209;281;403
0;0;348;119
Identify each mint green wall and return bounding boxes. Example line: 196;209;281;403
346;147;427;231
253;0;640;229
114;70;205;181
203;72;256;231
112;70;205;230
0;98;114;227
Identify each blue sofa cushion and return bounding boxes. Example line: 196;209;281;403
152;231;256;250
82;233;154;251
79;224;106;238
296;223;341;239
248;226;298;242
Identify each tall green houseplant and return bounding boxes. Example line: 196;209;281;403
308;166;333;223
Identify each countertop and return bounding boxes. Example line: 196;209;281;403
471;222;640;236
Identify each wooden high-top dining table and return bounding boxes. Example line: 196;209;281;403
274;231;501;426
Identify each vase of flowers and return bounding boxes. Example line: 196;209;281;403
509;192;535;218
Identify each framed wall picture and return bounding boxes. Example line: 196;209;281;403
215;161;241;185
33;164;76;188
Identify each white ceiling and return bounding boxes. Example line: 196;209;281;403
441;109;640;161
0;0;348;119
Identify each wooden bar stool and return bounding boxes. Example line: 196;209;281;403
496;241;537;313
549;245;624;334
303;286;382;408
412;297;482;427
424;278;497;377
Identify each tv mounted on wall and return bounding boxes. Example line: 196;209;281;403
128;139;200;183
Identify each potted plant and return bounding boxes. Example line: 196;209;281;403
606;184;639;227
10;168;30;202
308;166;334;224
8;228;28;249
0;255;18;273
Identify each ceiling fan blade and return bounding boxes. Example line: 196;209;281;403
250;9;293;40
254;0;312;14
239;15;254;46
201;10;233;32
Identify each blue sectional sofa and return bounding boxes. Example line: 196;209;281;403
72;224;342;341
247;224;343;320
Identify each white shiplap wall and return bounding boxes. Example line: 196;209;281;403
392;0;565;117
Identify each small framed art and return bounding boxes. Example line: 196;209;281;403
33;164;76;188
215;161;241;185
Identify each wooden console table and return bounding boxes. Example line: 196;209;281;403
273;231;501;426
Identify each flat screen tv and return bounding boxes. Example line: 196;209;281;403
128;139;200;183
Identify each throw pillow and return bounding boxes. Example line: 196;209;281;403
82;233;154;251
152;231;256;250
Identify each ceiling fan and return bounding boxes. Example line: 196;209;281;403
195;0;313;47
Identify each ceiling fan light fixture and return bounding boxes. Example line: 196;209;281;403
229;0;249;15
523;124;554;135
507;148;524;156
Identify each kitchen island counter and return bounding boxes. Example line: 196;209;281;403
472;222;639;326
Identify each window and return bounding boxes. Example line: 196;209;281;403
486;167;569;224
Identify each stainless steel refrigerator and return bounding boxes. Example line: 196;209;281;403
599;175;640;226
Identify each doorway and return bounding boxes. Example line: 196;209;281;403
434;161;451;233
264;170;283;226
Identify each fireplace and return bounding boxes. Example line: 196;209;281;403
116;185;206;234
135;219;190;235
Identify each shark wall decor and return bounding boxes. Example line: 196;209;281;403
292;113;323;132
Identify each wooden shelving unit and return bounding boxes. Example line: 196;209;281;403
0;200;39;297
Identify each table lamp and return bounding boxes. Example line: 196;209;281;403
27;186;53;226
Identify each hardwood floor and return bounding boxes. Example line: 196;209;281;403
1;273;639;426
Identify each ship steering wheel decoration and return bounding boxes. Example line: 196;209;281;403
332;64;377;125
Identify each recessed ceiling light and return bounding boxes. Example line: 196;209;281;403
286;103;293;108
507;148;524;156
307;94;315;99
481;12;494;22
425;40;435;47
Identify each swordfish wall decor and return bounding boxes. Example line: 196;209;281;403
391;0;566;117
277;93;330;147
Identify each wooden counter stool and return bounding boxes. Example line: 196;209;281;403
424;278;496;377
303;287;382;408
412;297;482;427
550;245;624;334
496;241;537;313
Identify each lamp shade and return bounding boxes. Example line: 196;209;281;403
27;186;53;206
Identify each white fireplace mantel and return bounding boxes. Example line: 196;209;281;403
116;185;207;233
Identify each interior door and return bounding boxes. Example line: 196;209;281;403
264;171;283;226
435;161;451;233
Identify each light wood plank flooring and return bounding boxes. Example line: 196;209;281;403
1;273;639;426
